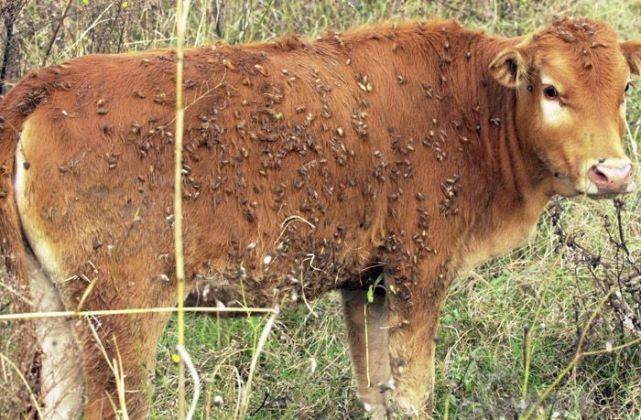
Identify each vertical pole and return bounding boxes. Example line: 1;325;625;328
174;0;187;417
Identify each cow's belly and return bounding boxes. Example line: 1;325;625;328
186;251;365;308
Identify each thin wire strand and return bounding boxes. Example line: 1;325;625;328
0;306;277;322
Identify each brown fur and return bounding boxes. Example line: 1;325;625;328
0;17;639;418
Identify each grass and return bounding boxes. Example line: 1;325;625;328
2;0;641;418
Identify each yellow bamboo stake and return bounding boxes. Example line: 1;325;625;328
174;0;188;417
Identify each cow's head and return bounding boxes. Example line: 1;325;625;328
489;18;641;197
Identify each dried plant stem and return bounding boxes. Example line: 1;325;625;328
87;320;129;418
237;305;280;419
0;0;27;93
0;352;43;419
522;289;614;419
0;306;276;321
521;288;547;399
364;303;371;388
582;335;641;356
174;0;189;417
522;330;641;419
520;327;532;398
112;337;130;420
176;344;200;420
0;11;14;94
233;366;242;417
41;0;73;66
76;277;98;312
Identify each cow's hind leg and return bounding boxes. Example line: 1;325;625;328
80;289;174;418
25;250;84;419
81;315;172;418
342;287;391;418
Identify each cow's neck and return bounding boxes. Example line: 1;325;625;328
338;22;554;270
426;30;553;269
472;35;547;197
483;39;552;204
464;35;552;270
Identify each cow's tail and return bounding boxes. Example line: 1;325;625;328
0;79;46;416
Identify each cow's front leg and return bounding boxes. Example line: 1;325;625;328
342;287;391;418
385;270;449;418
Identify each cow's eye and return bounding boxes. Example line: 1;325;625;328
625;82;633;94
543;85;558;100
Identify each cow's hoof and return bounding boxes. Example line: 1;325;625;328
385;397;432;419
362;401;387;420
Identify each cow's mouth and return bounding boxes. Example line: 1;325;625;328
551;171;587;197
585;184;636;199
537;155;586;197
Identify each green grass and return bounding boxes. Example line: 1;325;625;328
3;0;641;418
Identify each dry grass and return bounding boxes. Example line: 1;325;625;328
1;0;641;418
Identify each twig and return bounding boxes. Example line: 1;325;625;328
521;287;547;399
233;366;242;418
522;289;614;419
0;1;27;94
582;335;641;356
42;0;74;66
87;320;129;419
237;305;280;419
247;0;274;42
613;199;634;263
522;330;641;419
211;0;226;39
176;344;200;420
363;302;371;388
297;270;317;318
250;393;270;417
116;2;129;53
0;18;12;94
432;0;484;21
275;214;315;245
59;3;114;59
76;277;98;312
112;337;130;420
0;352;43;419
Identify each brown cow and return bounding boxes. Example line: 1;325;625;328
0;17;640;418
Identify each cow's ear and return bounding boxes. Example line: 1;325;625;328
621;40;641;75
489;48;527;88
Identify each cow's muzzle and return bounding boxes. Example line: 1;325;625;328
587;160;634;195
